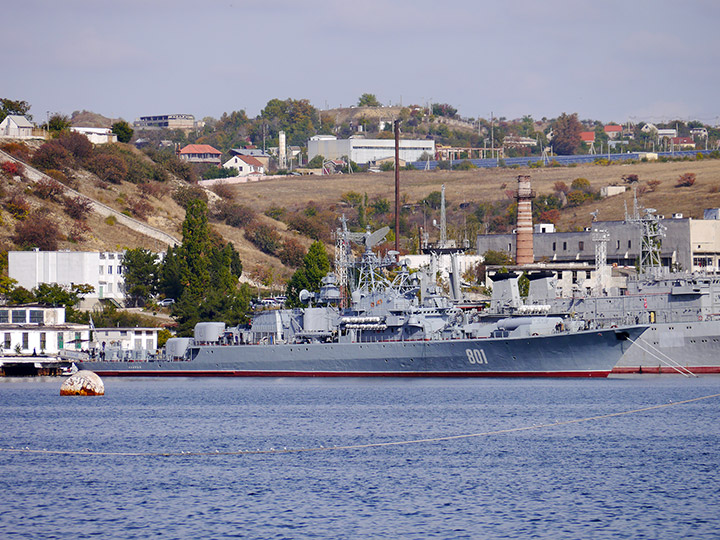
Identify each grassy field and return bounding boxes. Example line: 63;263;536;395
226;157;720;231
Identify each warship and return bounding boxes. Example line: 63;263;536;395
75;226;644;377
488;204;720;376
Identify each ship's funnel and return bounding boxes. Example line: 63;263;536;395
515;175;535;265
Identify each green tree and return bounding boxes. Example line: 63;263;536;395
483;250;514;265
307;154;324;168
285;241;331;306
358;93;381;107
47;113;71;134
31;282;94;322
112;120;134;143
122;248;159;306
551;113;583;155
179;199;211;298
0;98;32;123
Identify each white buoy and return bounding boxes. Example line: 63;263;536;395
60;370;105;396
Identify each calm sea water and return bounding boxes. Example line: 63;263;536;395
0;376;719;539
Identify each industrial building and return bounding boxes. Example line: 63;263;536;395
476;211;720;273
8;250;128;307
308;135;435;165
133;114;196;131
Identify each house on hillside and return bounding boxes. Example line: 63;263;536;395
70;127;118;145
671;136;695;149
0;115;34;139
230;148;271;169
603;125;622;139
178;144;222;165
222;155;265;176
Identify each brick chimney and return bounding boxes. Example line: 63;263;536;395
515;175;535;265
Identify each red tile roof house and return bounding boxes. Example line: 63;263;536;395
178;144;222;165
222;155;265;176
603;125;623;139
580;131;595;144
671;137;696;149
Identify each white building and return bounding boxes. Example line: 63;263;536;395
93;327;159;351
9;250;128;307
0;115;34;139
308;135;435;165
70;127;118;144
222;155;265;176
0;304;90;355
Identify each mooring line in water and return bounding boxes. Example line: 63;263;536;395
2;392;719;458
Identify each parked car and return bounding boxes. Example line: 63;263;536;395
158;298;175;307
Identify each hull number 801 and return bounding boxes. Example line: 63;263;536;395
466;348;488;364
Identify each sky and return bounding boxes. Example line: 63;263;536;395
4;0;720;126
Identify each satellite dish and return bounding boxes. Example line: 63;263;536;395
299;290;312;303
363;226;390;249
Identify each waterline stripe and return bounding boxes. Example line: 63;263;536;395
2;392;719;458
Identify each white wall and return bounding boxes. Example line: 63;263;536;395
8;250;127;304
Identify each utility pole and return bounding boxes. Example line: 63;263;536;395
394;120;400;254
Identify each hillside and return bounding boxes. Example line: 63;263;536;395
4;137;720;288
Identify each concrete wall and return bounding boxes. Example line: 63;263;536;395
9;250;128;304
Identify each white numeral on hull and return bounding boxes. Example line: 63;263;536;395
466;348;488;364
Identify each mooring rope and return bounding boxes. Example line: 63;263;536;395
2;392;719;458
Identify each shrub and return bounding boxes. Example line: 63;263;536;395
676;173;696;187
105;215;117;226
6;194;31;219
13;211;59;250
278;238;305;267
138;181;169;199
62;195;93;220
57;131;93;162
172;184;207;208
32;141;73;170
68;221;91;242
87;153;128;184
44;169;74;188
211;182;235;199
453;160;476;170
647;179;661;192
35;178;65;200
1;161;24;177
0;142;30;161
265;205;286;220
127;197;153;220
214;201;256;228
570;178;591;192
245;223;281;255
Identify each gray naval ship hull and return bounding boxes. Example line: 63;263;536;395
77;326;644;378
612;320;720;374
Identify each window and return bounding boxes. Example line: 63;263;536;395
108;266;112;274
563;242;567;251
12;310;26;323
579;241;584;251
628;240;632;249
29;310;44;324
109;253;115;259
99;266;104;275
75;332;82;350
616;240;620;249
58;333;64;349
107;283;113;293
0;310;8;323
117;266;122;274
552;242;556;251
22;332;29;350
4;333;11;349
40;332;46;350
